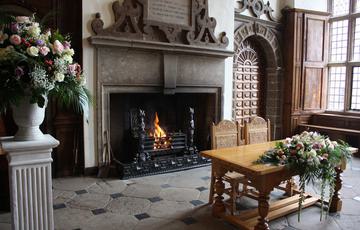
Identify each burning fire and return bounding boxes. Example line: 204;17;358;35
154;112;166;138
151;112;171;150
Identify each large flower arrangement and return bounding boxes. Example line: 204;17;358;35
256;131;351;221
0;15;90;113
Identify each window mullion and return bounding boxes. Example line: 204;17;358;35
345;66;353;111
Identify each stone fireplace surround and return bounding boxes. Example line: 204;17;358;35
89;36;233;168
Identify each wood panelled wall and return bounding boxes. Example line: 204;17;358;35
0;0;84;177
282;9;330;137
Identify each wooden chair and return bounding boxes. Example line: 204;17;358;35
244;116;271;145
244;116;296;196
209;120;248;214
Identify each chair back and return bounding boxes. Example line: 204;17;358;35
211;120;242;149
244;116;271;144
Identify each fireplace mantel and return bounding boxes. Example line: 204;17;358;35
89;0;232;170
89;36;233;58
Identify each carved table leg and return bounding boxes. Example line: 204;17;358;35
285;178;297;196
255;191;271;230
330;166;343;212
212;164;226;218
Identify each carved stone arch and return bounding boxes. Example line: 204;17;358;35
234;22;282;68
233;22;283;139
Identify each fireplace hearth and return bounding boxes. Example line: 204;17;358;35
110;93;214;178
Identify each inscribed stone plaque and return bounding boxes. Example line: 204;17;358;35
147;0;191;27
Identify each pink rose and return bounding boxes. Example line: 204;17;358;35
52;40;64;54
68;64;76;75
68;63;81;76
38;46;50;56
9;35;21;45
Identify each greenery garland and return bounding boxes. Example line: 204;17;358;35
256;131;352;221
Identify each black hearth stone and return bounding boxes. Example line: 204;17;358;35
117;153;211;179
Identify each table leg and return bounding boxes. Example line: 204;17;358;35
254;191;270;230
212;165;226;217
330;166;343;212
285;178;297;196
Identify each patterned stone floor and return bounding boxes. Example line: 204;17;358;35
1;156;360;229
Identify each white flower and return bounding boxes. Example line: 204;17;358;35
63;48;74;56
26;46;39;56
15;16;30;23
62;54;73;63
309;149;317;157
54;72;65;82
27;23;41;37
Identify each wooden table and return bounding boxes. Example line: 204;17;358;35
201;141;357;230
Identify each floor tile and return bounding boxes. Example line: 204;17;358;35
122;183;161;199
110;193;123;199
107;196;151;215
201;176;210;180
190;200;205;206
134;213;150;220
68;192;111;210
147;200;193;219
181;216;197;225
83;213;138;230
75;189;88;195
53;203;66;210
53;177;99;191
91;208;106;215
148;197;163;203
160;184;171;189
88;180;127;195
159;187;200;202
196;186;207;192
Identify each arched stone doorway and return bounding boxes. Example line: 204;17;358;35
233;22;283;139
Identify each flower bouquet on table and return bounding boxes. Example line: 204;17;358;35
0;15;91;114
256;131;352;221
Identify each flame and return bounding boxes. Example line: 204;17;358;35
154;112;166;138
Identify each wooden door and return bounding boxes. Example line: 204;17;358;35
233;40;266;126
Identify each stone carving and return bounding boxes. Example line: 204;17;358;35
186;0;228;47
91;0;143;39
91;0;228;47
234;22;281;71
236;0;276;21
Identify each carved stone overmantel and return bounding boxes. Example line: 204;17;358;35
91;0;229;48
88;36;233;58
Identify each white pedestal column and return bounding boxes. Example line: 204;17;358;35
0;135;59;230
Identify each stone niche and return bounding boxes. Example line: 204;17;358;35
89;0;232;178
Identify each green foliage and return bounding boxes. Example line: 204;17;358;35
256;131;352;222
0;14;91;116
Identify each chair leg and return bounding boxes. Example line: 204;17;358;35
208;168;215;204
231;181;239;215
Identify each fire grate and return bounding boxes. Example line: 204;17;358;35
116;107;210;179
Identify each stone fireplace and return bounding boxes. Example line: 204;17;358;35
89;0;232;177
